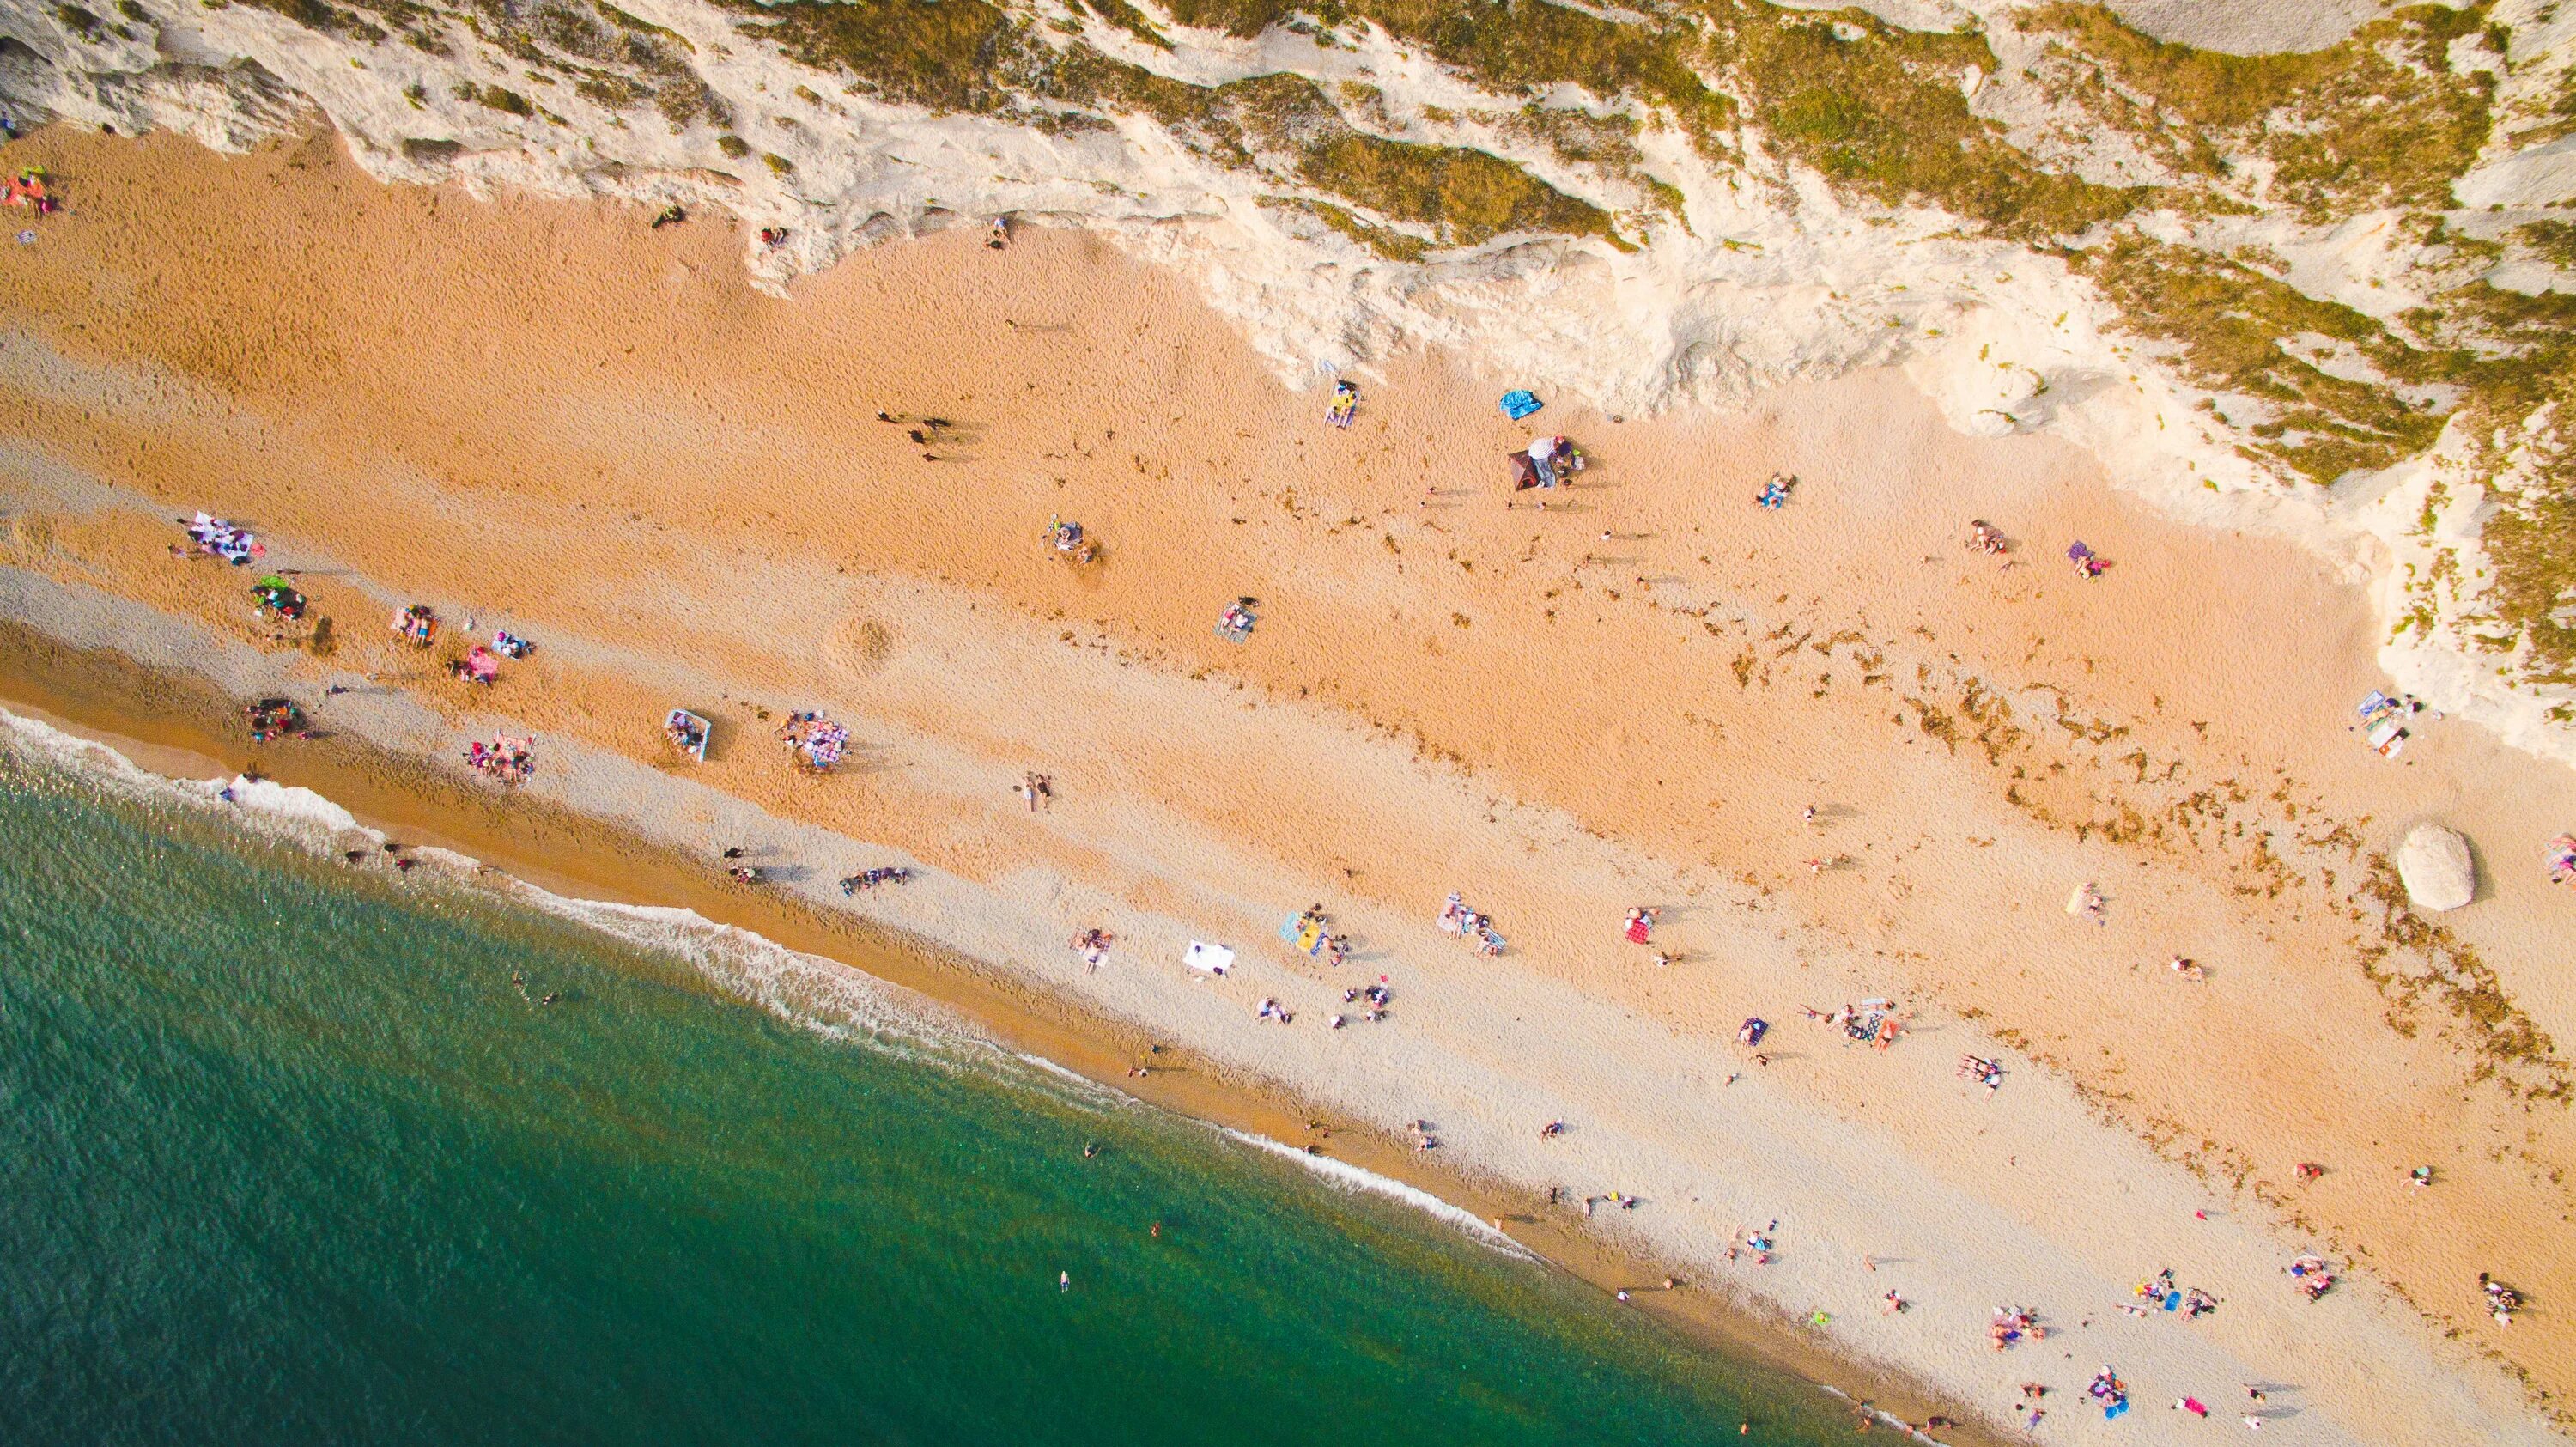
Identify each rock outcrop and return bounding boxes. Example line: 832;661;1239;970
2396;824;2476;913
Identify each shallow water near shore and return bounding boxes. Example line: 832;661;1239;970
0;759;1858;1446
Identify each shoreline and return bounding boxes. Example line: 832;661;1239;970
0;617;1999;1445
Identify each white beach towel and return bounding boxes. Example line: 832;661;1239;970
1183;941;1235;976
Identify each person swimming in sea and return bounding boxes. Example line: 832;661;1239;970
1082;1140;1099;1159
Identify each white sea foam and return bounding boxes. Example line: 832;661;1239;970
496;886;1001;1057
219;774;361;832
1221;1127;1534;1258
0;706;1545;1265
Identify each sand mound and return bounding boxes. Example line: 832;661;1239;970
823;617;895;682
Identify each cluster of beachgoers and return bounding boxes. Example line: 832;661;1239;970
0;121;2566;1447
124;339;2561;1441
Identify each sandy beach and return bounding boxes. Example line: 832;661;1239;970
3;127;2572;1444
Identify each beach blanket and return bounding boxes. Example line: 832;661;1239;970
1499;389;1543;420
1183;941;1234;976
665;709;710;762
2367;718;2407;757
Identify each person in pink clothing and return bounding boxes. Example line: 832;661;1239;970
1624;907;1657;945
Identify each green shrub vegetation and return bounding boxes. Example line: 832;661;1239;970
2023;3;2495;222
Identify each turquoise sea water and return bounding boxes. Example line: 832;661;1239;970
0;753;1854;1446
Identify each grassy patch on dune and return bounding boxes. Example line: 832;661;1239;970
723;0;1022;113
2022;2;2496;221
1373;0;1736;161
1042;55;1616;248
1162;0;1735;163
2403;283;2576;680
1724;5;2142;241
234;0;389;45
1504;103;1641;171
1261;195;1431;260
1303;129;1613;245
2080;239;2448;483
1067;0;1169;49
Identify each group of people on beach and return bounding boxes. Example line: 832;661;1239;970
1435;891;1504;955
2286;1254;2335;1303
8;167;58;216
2124;1267;2216;1321
2480;1272;2522;1324
778;711;848;771
1796;999;1905;1051
245;696;308;744
178;512;263;564
1330;979;1391;1030
392;604;440;648
464;733;536;784
1072;926;1113;970
1281;903;1348;967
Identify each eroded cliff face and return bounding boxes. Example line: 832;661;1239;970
8;0;2576;751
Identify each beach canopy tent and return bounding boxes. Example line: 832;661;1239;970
1182;941;1234;976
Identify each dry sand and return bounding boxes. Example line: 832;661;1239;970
2;126;2571;1443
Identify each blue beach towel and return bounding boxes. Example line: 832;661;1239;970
2105;1401;2129;1420
1499;389;1543;420
2163;1292;2182;1311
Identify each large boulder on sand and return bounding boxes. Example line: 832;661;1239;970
2396;824;2476;912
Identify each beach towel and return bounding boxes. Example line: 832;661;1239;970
1625;915;1651;945
1499;389;1543;420
1183;941;1234;976
1294;919;1322;952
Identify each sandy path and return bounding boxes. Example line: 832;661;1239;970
0;127;2568;1441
